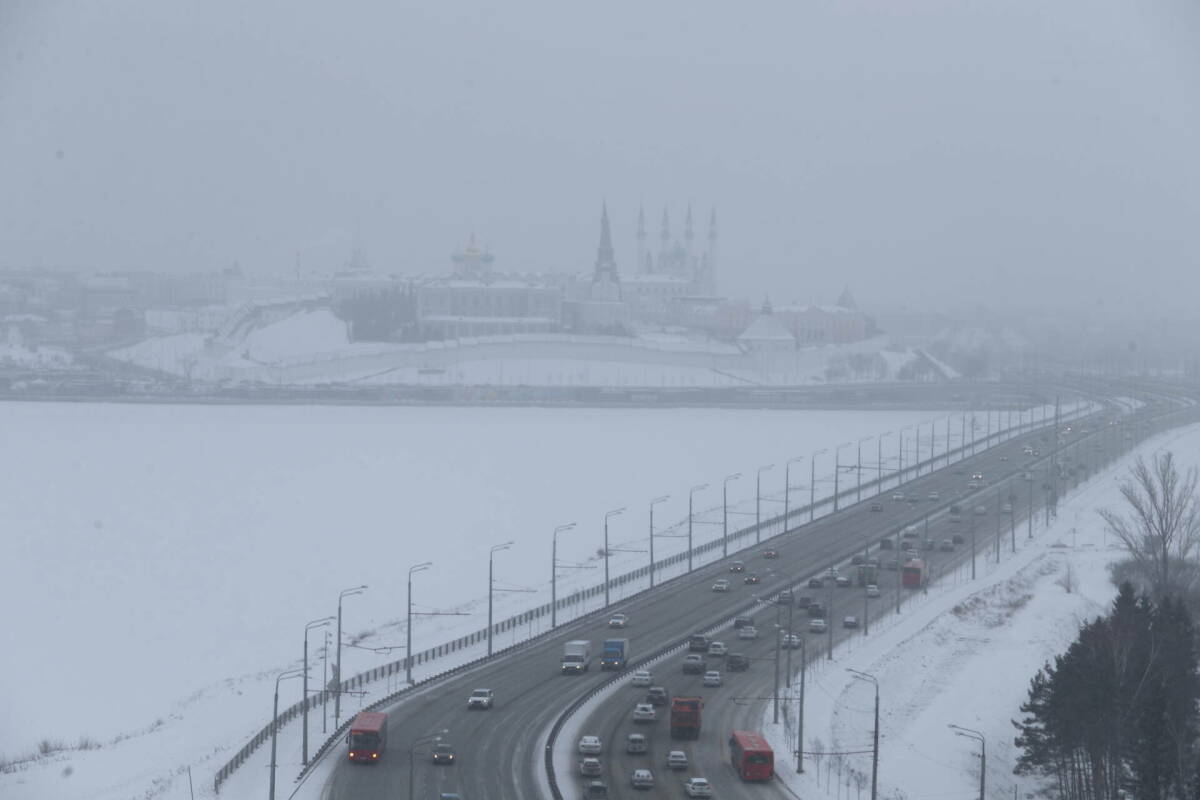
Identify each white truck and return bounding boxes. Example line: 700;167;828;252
561;640;592;674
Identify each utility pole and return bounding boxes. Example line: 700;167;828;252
551;523;576;628
688;484;707;573
303;616;334;765
950;725;986;800
648;495;669;588
488;542;513;656
756;465;774;544
857;437;870;502
810;450;826;522
796;636;807;773
603;507;626;608
785;457;803;533
407;563;431;684
334;585;367;726
848;669;879;800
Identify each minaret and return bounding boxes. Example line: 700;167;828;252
636;205;648;274
659;206;670;269
684;204;695;262
706;207;718;295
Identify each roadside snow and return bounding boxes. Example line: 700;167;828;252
765;422;1200;800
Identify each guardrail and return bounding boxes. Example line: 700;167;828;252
214;405;1092;792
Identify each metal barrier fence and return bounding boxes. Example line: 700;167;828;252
214;408;1087;793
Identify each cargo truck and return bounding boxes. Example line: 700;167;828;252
901;559;927;589
670;696;703;739
561;640;592;673
600;638;629;670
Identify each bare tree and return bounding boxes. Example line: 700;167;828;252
1099;452;1200;597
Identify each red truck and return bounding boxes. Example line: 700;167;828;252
670;696;703;739
901;559;927;589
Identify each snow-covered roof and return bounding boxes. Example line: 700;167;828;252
738;312;795;343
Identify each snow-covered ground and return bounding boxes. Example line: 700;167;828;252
766;420;1200;800
2;400;1006;797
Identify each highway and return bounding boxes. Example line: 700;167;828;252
314;391;1188;800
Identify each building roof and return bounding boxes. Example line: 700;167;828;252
738;310;795;343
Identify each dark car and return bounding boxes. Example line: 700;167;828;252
884;558;900;571
734;614;755;629
585;781;609;798
762;548;779;559
796;594;812;609
431;742;457;765
646;686;669;706
776;589;793;605
807;602;825;618
744;573;761;585
879;538;894;550
808;577;824;589
850;554;866;566
843;616;860;629
727;653;749;671
729;561;746;573
688;634;710;652
869;501;883;512
949;504;963;515
952;533;965;545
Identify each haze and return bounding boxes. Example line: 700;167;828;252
3;0;1199;312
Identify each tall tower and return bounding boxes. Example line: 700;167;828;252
592;202;621;301
706;207;719;295
636;206;647;274
684;204;695;262
659;206;671;270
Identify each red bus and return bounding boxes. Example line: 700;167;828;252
347;711;388;763
901;559;927;589
729;730;774;780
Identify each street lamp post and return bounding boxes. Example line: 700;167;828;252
756;465;774;544
303;616;334;765
848;669;880;800
488;542;513;656
833;442;850;511
723;473;741;557
270;668;305;800
604;507;626;608
408;729;450;800
857;436;871;502
551;523;577;629
796;635;807;773
688;484;708;572
334;584;367;726
406;563;432;685
810;450;827;522
878;432;890;491
784;457;804;533
949;724;986;800
649;495;670;588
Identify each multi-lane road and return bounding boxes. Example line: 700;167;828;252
315;390;1191;800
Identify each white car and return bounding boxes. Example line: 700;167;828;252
667;750;689;770
631;768;655;789
892;492;904;501
702;670;722;687
632;703;657;722
928;490;940;500
626;733;647;753
866;584;880;598
712;578;730;592
737;625;758;640
578;735;602;755
780;633;802;649
707;641;727;656
579;757;602;777
467;688;494;709
630;669;652;687
684;777;714;797
809;619;828;633
608;612;629;628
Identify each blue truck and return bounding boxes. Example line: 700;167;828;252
599;638;630;670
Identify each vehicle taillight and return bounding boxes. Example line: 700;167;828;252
371;752;378;759
349;751;355;758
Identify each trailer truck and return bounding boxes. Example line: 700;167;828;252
600;638;629;670
561;640;592;673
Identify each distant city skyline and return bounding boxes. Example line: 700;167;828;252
3;0;1199;315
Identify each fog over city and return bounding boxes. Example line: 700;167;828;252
6;4;1200;800
3;0;1200;313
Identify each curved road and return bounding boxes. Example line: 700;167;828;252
315;389;1193;800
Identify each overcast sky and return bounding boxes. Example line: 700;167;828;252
2;0;1199;313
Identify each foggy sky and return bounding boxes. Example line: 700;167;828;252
3;0;1199;313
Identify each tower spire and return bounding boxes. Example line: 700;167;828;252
596;201;615;269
